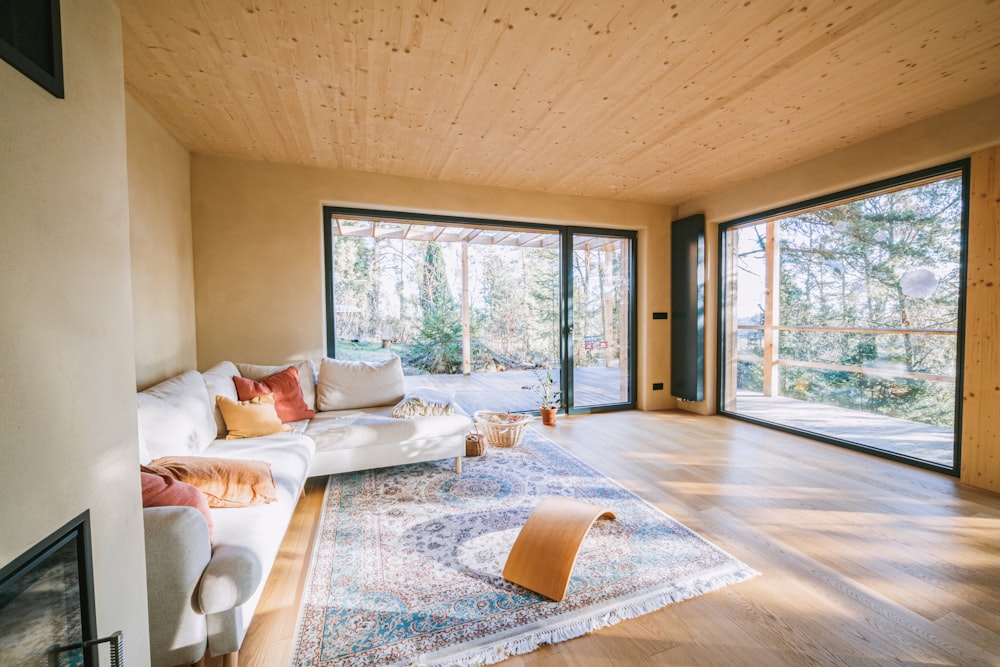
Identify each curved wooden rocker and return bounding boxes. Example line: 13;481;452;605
502;496;617;602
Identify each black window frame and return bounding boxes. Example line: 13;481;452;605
323;206;637;414
716;160;971;476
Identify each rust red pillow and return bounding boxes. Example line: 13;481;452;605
233;365;315;423
140;471;214;539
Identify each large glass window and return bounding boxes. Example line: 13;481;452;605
719;164;968;472
324;210;636;415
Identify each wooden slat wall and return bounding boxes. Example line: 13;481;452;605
961;146;1000;492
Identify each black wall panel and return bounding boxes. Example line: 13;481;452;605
671;214;705;401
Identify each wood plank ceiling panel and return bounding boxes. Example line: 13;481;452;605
119;0;1000;205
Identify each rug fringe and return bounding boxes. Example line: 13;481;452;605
420;565;759;667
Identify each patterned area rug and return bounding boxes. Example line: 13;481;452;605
290;429;757;666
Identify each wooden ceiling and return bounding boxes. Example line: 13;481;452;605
119;0;1000;205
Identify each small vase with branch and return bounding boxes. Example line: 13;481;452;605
523;370;561;426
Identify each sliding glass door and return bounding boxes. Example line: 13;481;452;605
719;163;968;472
568;233;634;409
325;210;636;415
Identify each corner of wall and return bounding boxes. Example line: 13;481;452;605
126;93;197;388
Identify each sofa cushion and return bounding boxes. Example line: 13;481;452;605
237;361;316;411
317;357;405;411
196;433;313;615
137;370;216;459
233;366;315;423
141;471;214;539
305;406;471;476
143;457;277;508
216;394;290;440
202;361;241;438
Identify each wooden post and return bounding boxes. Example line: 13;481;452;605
763;220;781;397
461;240;471;376
723;231;739;407
961;146;1000;491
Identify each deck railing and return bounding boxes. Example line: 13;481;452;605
734;324;958;390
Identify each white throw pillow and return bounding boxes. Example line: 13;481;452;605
236;360;317;411
202;360;241;437
317;357;405;411
137;370;216;459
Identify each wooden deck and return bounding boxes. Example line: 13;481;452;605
403;366;626;414
730;392;954;467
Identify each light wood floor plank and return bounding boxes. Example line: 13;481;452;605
207;411;1000;666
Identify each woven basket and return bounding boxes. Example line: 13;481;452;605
473;411;533;448
465;433;486;457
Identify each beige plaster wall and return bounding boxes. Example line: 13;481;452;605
126;93;197;389
190;156;675;409
0;0;150;661
679;93;1000;225
674;94;1000;418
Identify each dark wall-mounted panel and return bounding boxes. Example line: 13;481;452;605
0;0;64;98
671;213;705;401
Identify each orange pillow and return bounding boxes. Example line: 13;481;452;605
142;457;277;508
141;471;214;538
233;366;315;423
216;394;290;439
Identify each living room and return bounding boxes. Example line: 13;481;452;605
3;0;999;665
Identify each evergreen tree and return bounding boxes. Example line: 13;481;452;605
411;242;463;373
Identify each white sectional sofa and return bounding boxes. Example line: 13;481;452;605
137;358;471;667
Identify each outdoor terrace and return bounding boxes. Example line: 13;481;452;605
402;367;623;415
404;369;954;467
729;392;954;467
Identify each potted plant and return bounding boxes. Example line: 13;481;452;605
523;370;561;426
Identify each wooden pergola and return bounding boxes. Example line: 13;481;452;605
331;216;625;251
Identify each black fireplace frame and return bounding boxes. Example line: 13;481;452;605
0;510;98;666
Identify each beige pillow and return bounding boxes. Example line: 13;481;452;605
202;360;241;437
216;394;291;440
317;357;405;411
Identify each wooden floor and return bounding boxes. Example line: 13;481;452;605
206;411;1000;666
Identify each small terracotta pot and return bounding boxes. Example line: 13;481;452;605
540;407;557;426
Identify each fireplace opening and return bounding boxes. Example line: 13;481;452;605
0;511;98;666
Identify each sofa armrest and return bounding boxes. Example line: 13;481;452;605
143;506;212;667
198;544;263;615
